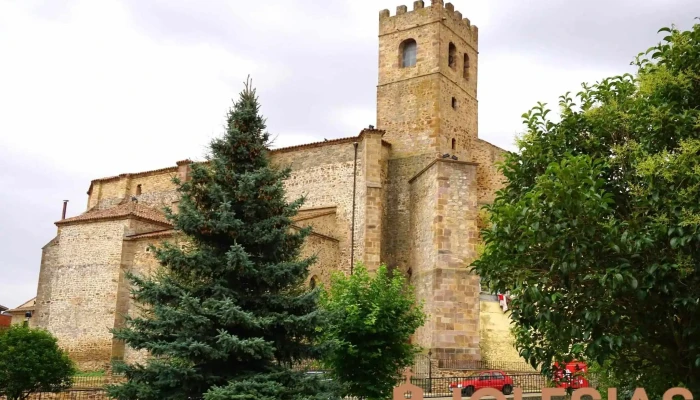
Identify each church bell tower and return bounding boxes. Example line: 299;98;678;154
376;0;479;161
377;0;484;362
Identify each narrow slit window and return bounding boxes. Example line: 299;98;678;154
136;184;142;196
451;97;457;109
451;138;456;150
449;42;457;69
463;53;470;80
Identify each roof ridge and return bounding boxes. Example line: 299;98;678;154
56;201;171;227
88;129;388;184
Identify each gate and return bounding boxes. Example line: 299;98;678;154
412;353;431;379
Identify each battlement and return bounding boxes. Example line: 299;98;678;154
379;1;478;44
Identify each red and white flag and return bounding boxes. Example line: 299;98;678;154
497;293;508;312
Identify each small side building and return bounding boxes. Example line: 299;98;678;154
8;297;36;326
0;304;10;327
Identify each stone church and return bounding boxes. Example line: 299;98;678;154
29;0;520;371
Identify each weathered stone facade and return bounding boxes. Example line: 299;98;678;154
30;1;516;371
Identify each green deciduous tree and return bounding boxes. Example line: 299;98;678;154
0;325;75;400
108;78;334;400
319;264;425;400
472;22;700;395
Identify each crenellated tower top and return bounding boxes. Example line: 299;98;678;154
379;1;478;50
376;0;480;160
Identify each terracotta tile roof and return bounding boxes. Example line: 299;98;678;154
56;202;172;227
125;229;176;240
269;128;387;154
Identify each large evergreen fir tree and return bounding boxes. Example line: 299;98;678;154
108;78;333;400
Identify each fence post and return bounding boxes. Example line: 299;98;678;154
428;350;432;393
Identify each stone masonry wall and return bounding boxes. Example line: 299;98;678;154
39;221;129;371
362;131;385;271
377;74;440;159
293;211;337;239
409;159;481;361
436;17;478;159
87;168;180;211
382;154;434;274
409;160;438;349
472;139;508;204
34;217;168;371
431;160;481;361
438;76;477;160
271;140;364;275
34;237;60;328
302;233;340;288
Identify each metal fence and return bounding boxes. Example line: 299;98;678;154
11;374;552;400
409;374;546;398
434;359;537;373
0;389;108;400
70;376;124;389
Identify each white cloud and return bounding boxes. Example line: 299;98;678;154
478;52;623;151
0;0;287;176
328;106;376;136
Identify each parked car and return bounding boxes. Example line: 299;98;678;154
552;361;589;389
448;370;514;396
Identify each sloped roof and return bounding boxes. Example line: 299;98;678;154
0;305;7;312
293;206;336;222
88;129;390;186
56;202;171;227
10;297;36;312
125;229;176;240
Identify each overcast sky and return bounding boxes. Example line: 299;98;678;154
0;0;697;309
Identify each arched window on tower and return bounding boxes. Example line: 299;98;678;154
463;53;470;80
136;184;142;196
448;42;457;69
310;276;318;289
400;39;417;68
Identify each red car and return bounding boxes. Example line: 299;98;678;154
448;370;514;396
552;361;589;389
